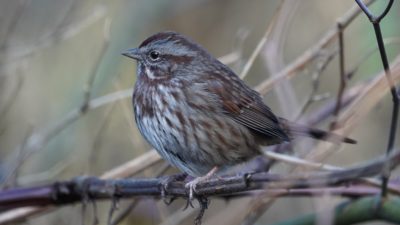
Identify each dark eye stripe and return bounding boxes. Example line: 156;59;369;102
164;54;194;64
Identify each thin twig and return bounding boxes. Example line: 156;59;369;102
255;0;376;95
330;22;347;129
347;37;400;80
238;1;283;79
355;0;398;197
2;19;111;186
295;49;337;119
304;82;364;126
262;150;400;194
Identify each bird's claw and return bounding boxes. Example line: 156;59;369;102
184;179;200;208
182;181;210;225
160;173;187;205
184;167;218;207
160;184;175;205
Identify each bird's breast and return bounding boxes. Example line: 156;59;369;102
132;81;260;176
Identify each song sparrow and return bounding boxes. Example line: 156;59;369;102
123;31;355;180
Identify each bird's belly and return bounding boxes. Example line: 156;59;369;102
135;109;260;176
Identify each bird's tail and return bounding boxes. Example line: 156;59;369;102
278;118;356;144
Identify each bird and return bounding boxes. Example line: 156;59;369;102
122;31;355;197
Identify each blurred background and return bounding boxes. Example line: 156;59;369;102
0;0;399;224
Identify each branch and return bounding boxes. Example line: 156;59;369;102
0;149;399;212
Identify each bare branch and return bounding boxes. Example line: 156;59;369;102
0;149;399;212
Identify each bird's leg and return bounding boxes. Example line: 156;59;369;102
160;173;188;204
185;166;218;203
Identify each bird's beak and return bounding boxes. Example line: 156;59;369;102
122;48;141;60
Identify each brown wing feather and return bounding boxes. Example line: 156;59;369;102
206;69;289;143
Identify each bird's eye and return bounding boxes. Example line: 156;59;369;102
149;50;160;61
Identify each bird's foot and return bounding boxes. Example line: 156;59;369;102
160;173;187;205
184;167;218;206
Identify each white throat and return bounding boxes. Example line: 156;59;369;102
145;67;155;79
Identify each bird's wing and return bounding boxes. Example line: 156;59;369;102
205;71;289;142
